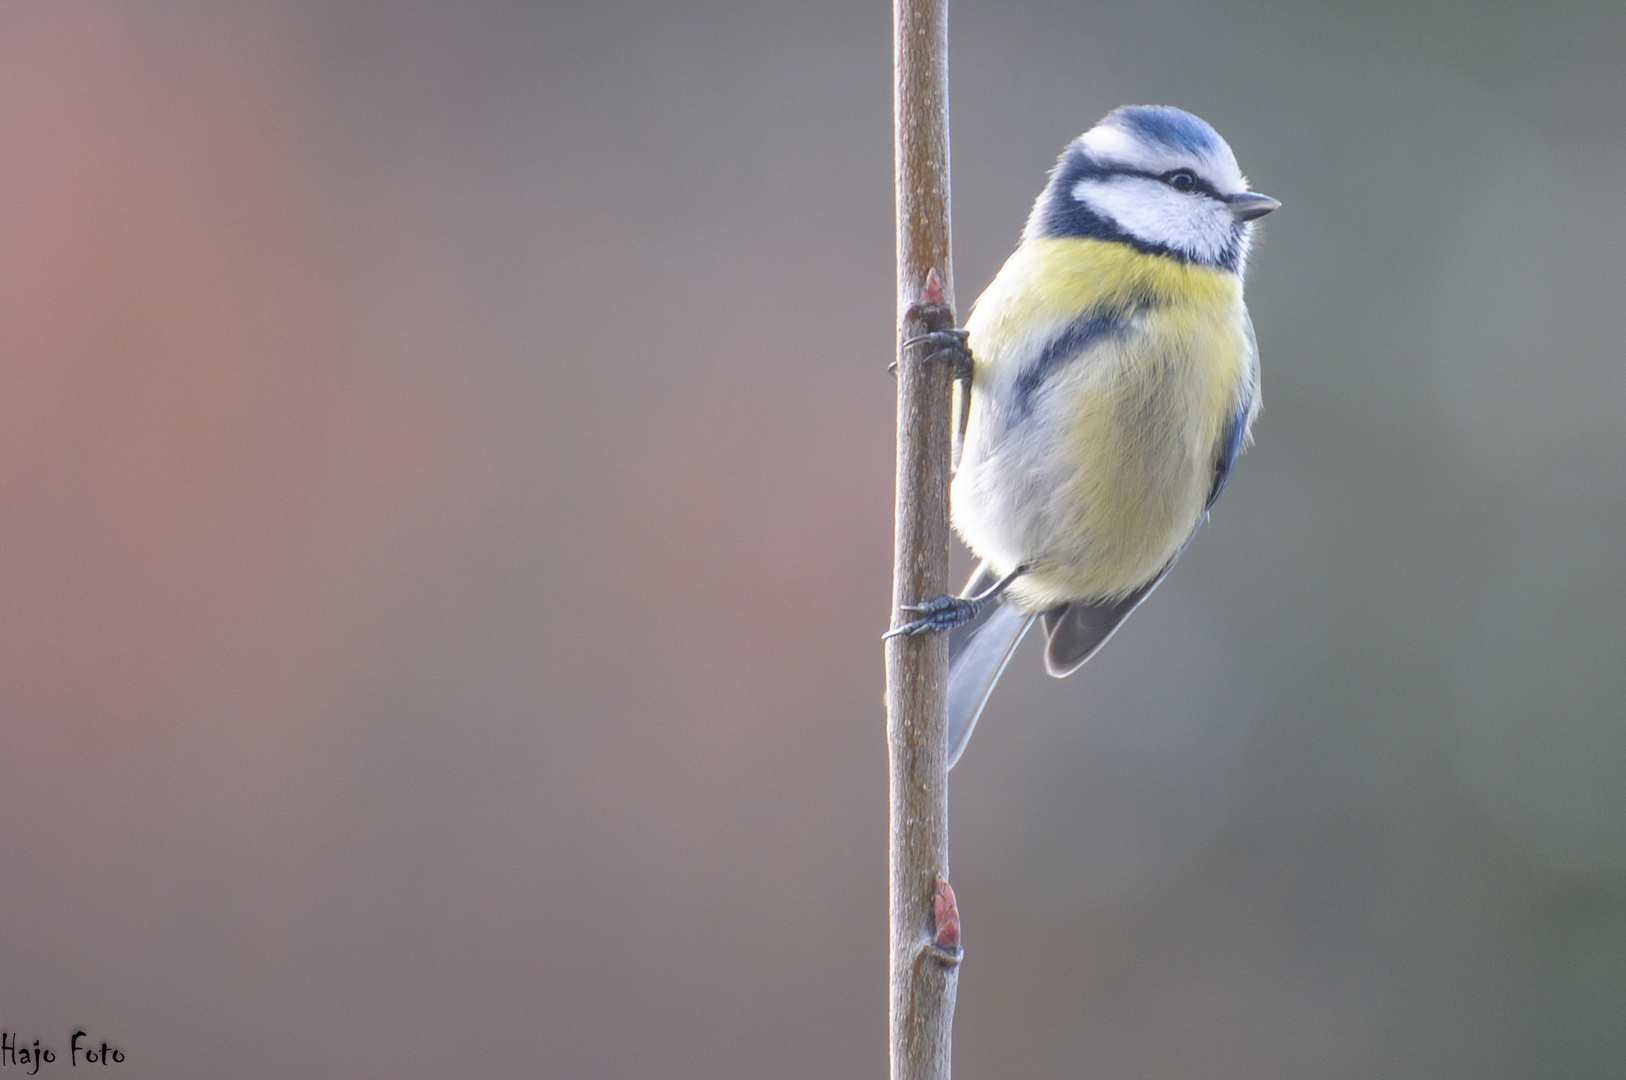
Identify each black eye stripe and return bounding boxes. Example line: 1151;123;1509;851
1158;169;1220;198
1071;161;1225;201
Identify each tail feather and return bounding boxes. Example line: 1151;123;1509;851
945;563;1037;769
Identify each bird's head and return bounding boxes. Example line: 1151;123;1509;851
1026;105;1278;272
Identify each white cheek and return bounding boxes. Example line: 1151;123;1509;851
1072;177;1237;264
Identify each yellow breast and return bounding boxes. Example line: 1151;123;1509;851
966;235;1243;356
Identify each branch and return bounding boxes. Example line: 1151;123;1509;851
888;0;960;1077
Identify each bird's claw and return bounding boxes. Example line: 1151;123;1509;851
883;564;1027;640
884;594;980;639
890;328;973;381
905;328;970;349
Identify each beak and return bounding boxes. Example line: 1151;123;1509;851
1227;191;1280;221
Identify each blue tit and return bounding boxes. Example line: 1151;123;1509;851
887;105;1278;769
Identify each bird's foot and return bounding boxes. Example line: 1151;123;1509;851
884;563;1027;639
906;328;973;381
888;328;973;382
883;593;986;639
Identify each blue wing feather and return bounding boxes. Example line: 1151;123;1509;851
1206;392;1252;509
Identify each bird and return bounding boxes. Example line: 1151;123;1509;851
885;105;1277;769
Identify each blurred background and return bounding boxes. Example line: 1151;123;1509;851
1;1;1623;1077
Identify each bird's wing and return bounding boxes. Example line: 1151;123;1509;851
1040;558;1176;676
1206;316;1259;509
945;562;1038;770
1042;388;1253;675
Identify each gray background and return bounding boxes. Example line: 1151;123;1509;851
1;1;1623;1077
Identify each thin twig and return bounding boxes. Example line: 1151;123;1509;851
887;0;960;1077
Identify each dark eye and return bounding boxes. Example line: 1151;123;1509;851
1165;170;1198;192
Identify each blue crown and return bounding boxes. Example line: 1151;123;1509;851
1102;105;1221;156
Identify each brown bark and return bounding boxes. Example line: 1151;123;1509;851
887;0;960;1077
